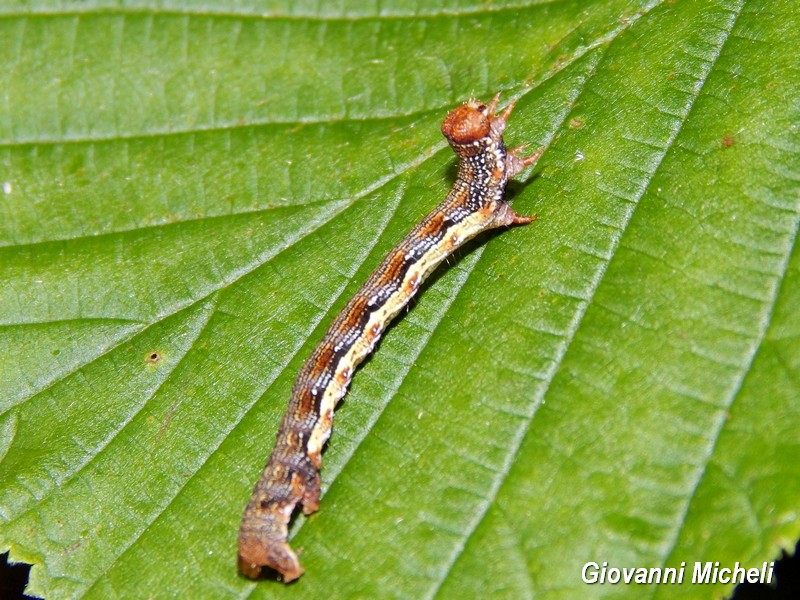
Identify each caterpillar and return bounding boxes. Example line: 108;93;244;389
238;93;541;582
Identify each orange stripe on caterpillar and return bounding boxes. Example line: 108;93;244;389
238;93;542;582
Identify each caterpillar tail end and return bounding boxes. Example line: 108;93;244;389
238;535;304;583
238;489;306;583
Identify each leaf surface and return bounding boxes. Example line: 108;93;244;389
1;0;798;598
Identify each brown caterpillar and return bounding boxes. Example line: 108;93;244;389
238;93;541;582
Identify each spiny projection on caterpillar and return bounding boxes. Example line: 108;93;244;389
238;93;542;582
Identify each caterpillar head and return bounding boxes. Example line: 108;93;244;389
441;93;511;157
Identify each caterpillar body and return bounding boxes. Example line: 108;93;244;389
238;94;541;582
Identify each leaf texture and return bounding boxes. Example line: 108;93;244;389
0;0;798;598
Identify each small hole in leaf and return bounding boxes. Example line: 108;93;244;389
147;352;161;364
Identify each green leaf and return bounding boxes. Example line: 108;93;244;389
1;0;798;598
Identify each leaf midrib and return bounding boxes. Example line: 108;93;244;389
431;0;753;596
